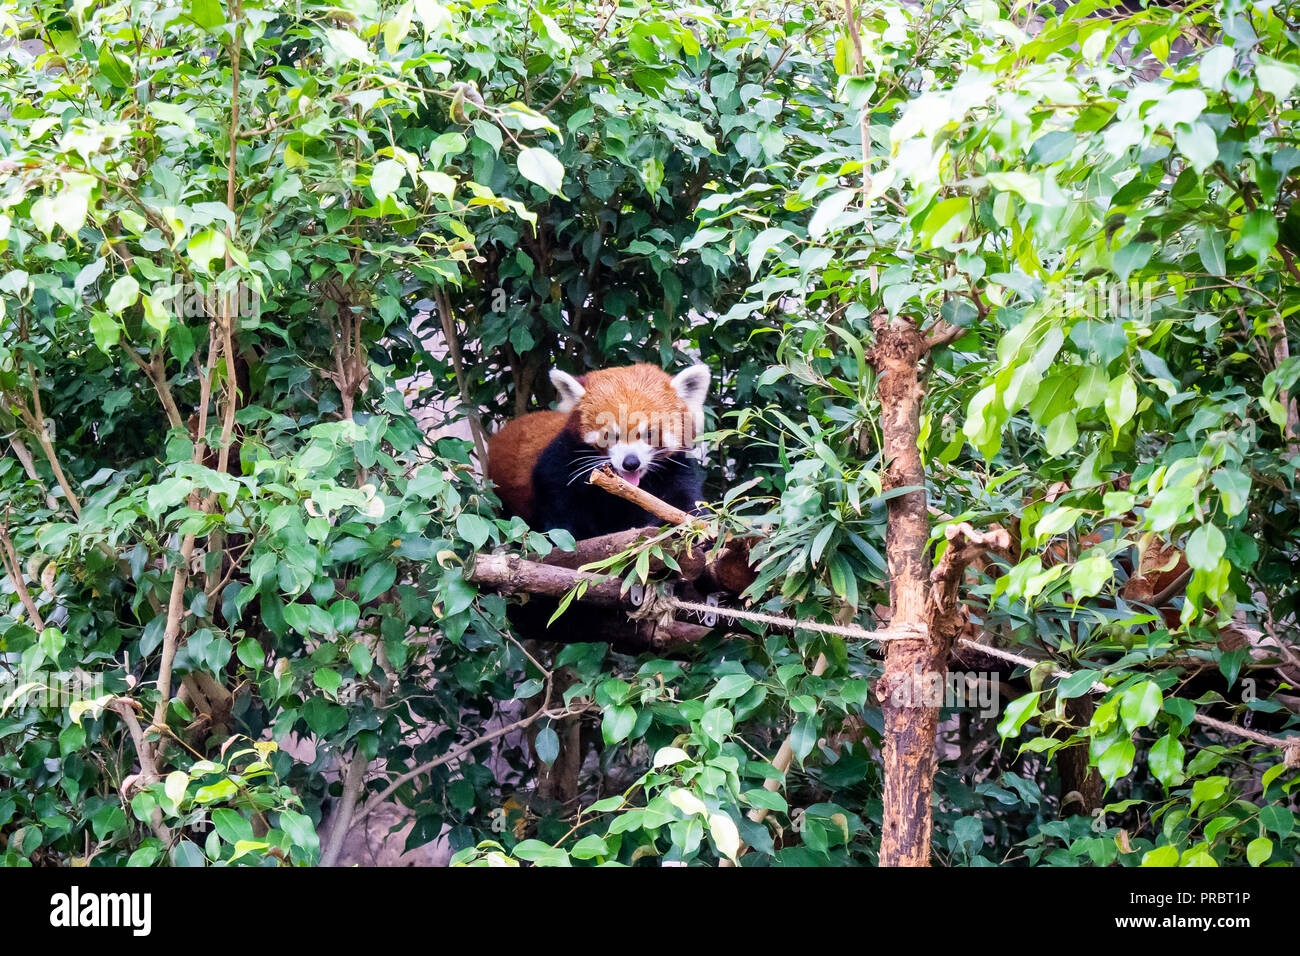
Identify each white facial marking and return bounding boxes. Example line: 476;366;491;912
610;440;654;486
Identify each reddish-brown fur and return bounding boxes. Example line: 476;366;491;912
487;410;568;521
566;364;693;443
486;364;696;522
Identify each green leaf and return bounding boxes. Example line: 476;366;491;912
535;725;560;764
1097;736;1135;786
700;706;734;741
170;840;207;867
1246;837;1272;867
211;808;253;844
1174;121;1217;174
105;275;140;314
370;159;406;201
1140;845;1179;867
1035;506;1082;539
1148;733;1185;788
1044;411;1077;457
236;637;264;669
356;562;397;603
348;643;373;677
1259;805;1293;838
653;746;690;768
1211;470;1250;516
707;674;755;701
98;45;132;86
1070;548;1113;598
746;227;792;276
997;692;1041;740
808;189;855;240
90;312;121;353
455;512;492;549
1185;523;1225;572
1120;681;1162;731
517;147;565;196
142;294;170;340
707;812;741;863
1256;55;1300;100
312;668;342;695
188;0;226;29
1236;210;1278;266
570;835;609;860
1190;775;1228;812
187;229;226;273
512;839;570;866
920;196;971;249
601;704;636;746
1104;373;1137;438
324;28;373;66
1198;226;1226;276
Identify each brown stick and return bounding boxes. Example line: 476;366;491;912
216;4;243;479
540;523;756;594
435;290;490;467
150;13;249;730
748;653;828;816
20;368;82;518
540;526;669;570
469;552;630;605
110;698;172;842
8;435;58;509
841;0;873;214
587;465;701;527
0;517;44;630
319;743;367;867
124;347;184;430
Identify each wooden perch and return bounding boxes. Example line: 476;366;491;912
469;553;628;605
508;599;713;653
470;464;760;650
467;553;714;652
541;526;674;572
540;523;758;595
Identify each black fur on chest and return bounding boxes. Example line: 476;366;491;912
530;430;703;538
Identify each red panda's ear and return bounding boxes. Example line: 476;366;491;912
550;369;586;412
670;364;710;411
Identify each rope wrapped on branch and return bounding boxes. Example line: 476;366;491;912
471;465;1300;764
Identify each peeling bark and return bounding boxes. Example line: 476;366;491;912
870;313;1009;867
869;314;935;867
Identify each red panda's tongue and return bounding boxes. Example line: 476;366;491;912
619;470;642;487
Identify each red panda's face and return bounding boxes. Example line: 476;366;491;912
550;363;709;487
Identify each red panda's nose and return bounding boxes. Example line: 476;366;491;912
622;453;641;472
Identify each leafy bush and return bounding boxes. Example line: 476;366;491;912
1;0;1297;867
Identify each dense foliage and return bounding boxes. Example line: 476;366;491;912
0;0;1297;867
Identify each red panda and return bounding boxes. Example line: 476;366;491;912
487;363;709;538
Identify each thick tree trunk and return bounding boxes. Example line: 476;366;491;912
869;314;1011;867
869;315;937;868
1059;696;1104;816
